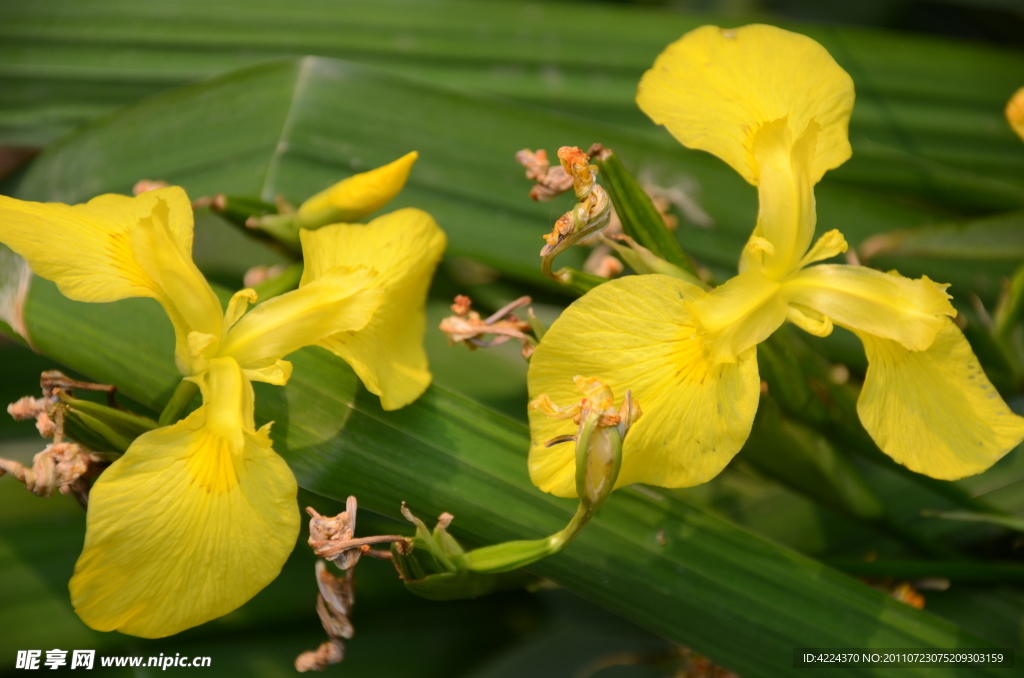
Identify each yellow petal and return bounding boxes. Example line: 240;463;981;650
686;269;788;364
636;24;854;185
69;357;298;637
798;229;848;268
297;151;418;224
527;274;761;497
856;320;1024;479
0;187;222;374
1007;87;1024;142
300;208;446;410
786;304;833;337
242;360;294;386
783;264;955;351
749;118;819;275
224;288;258;329
220;267;381;371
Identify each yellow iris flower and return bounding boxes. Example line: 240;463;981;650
0;155;445;637
1008;87;1024;142
527;25;1024;497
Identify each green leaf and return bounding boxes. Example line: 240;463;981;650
742;398;885;522
8;57;954;294
860;211;1024;261
2;0;1023;212
922;510;1024;534
593;148;698;277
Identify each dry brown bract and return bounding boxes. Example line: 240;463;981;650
3;371;115;507
516;148;574;201
0;441;104;505
439;295;535;358
297;497;410;672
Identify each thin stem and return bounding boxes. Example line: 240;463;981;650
158;379;200;427
251;262;304;301
995;262;1024;344
548;501;596;553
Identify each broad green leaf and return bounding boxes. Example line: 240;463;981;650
6;57;959;295
742;398;885;522
1;0;1023;212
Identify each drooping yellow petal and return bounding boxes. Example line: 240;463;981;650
297;152;418;224
0;187;222;374
528;275;761;497
636;24;854;186
783;264;955;351
69;357;298;638
219;267;381;374
856;320;1024;479
300;208;446;410
686;269;788;364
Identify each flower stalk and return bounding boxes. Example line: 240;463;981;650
399;378;639;581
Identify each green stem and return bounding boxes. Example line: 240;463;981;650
462;500;596;573
991;261;1024;384
994;262;1024;344
552;266;604;295
158;379;200;427
250;262;304;301
251;213;302;253
466;418;622;573
548;501;595;551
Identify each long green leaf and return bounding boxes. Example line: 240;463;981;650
7;57;963;295
2;0;1022;212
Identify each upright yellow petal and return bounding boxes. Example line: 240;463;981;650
219;267;382;373
636;24;854;186
0;187;222;374
300;207;445;410
856;320;1024;479
783;264;955;351
298;152;418;224
528;275;761;497
748;118;819;275
69;357;298;638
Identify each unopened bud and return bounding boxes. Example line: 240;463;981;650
531;376;640;504
297;152;418;226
